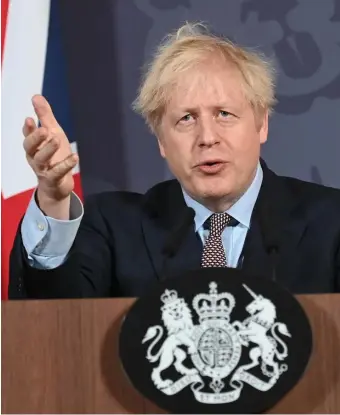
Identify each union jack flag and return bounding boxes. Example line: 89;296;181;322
1;0;82;299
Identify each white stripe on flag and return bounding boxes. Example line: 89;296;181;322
1;0;51;198
71;141;80;174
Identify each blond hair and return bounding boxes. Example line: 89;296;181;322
133;22;277;132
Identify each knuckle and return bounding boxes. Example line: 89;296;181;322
37;127;48;139
50;136;60;148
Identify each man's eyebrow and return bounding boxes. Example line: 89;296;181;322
172;103;241;113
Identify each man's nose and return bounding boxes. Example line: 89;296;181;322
197;118;220;147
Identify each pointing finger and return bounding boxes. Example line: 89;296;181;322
32;94;59;128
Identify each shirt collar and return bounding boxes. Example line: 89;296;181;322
182;162;263;231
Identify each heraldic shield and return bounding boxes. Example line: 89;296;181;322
119;268;313;414
190;282;242;383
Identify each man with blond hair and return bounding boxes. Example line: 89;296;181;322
9;23;340;298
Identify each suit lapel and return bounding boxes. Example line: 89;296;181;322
241;218;272;278
141;180;202;281
141;162;309;287
241;162;308;284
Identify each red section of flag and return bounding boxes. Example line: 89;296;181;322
1;174;83;299
1;0;84;299
1;0;9;62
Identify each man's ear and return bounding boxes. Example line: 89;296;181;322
157;134;166;159
259;110;269;144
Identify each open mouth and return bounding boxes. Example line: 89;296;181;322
196;161;226;174
204;161;221;166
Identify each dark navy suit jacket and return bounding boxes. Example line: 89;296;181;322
8;163;340;298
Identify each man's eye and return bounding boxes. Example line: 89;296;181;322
179;114;193;123
219;110;231;118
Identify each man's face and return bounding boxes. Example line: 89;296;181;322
157;59;268;208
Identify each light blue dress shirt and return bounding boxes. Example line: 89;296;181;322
21;191;84;269
21;164;263;269
182;163;263;268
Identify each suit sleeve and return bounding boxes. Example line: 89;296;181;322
8;194;115;299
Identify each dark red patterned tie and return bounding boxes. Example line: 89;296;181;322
201;213;232;267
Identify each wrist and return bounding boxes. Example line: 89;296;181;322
36;190;71;220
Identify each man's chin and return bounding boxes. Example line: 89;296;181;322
194;184;233;201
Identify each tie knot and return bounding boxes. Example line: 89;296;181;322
208;213;232;236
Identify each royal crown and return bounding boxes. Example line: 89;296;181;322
192;282;235;323
160;289;179;305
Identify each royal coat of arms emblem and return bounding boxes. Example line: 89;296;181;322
142;282;291;404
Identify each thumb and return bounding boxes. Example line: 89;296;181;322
32;94;59;128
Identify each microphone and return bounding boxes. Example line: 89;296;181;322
266;242;279;282
257;202;280;282
161;207;195;281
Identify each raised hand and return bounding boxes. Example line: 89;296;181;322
23;95;79;219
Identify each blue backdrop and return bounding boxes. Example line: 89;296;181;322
54;0;340;197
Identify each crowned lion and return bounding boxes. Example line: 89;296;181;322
142;289;198;389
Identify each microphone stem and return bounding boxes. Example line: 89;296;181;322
270;249;278;282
